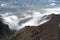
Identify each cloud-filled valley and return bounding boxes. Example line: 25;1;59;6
0;7;60;31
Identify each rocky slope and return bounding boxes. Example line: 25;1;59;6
9;14;60;40
0;17;15;40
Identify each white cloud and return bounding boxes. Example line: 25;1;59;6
43;7;60;15
49;3;56;6
17;11;50;30
0;4;7;7
3;15;19;30
1;7;60;30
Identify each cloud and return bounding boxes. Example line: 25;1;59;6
0;4;7;7
17;11;50;30
43;7;60;15
3;16;18;30
1;7;60;31
49;3;56;6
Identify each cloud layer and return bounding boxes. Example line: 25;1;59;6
0;7;60;31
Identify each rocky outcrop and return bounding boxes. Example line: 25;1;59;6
0;17;14;40
9;14;60;40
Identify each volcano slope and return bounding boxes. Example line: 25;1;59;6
9;14;60;40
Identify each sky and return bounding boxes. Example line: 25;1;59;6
0;0;60;6
0;0;60;15
0;0;60;3
0;0;60;2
